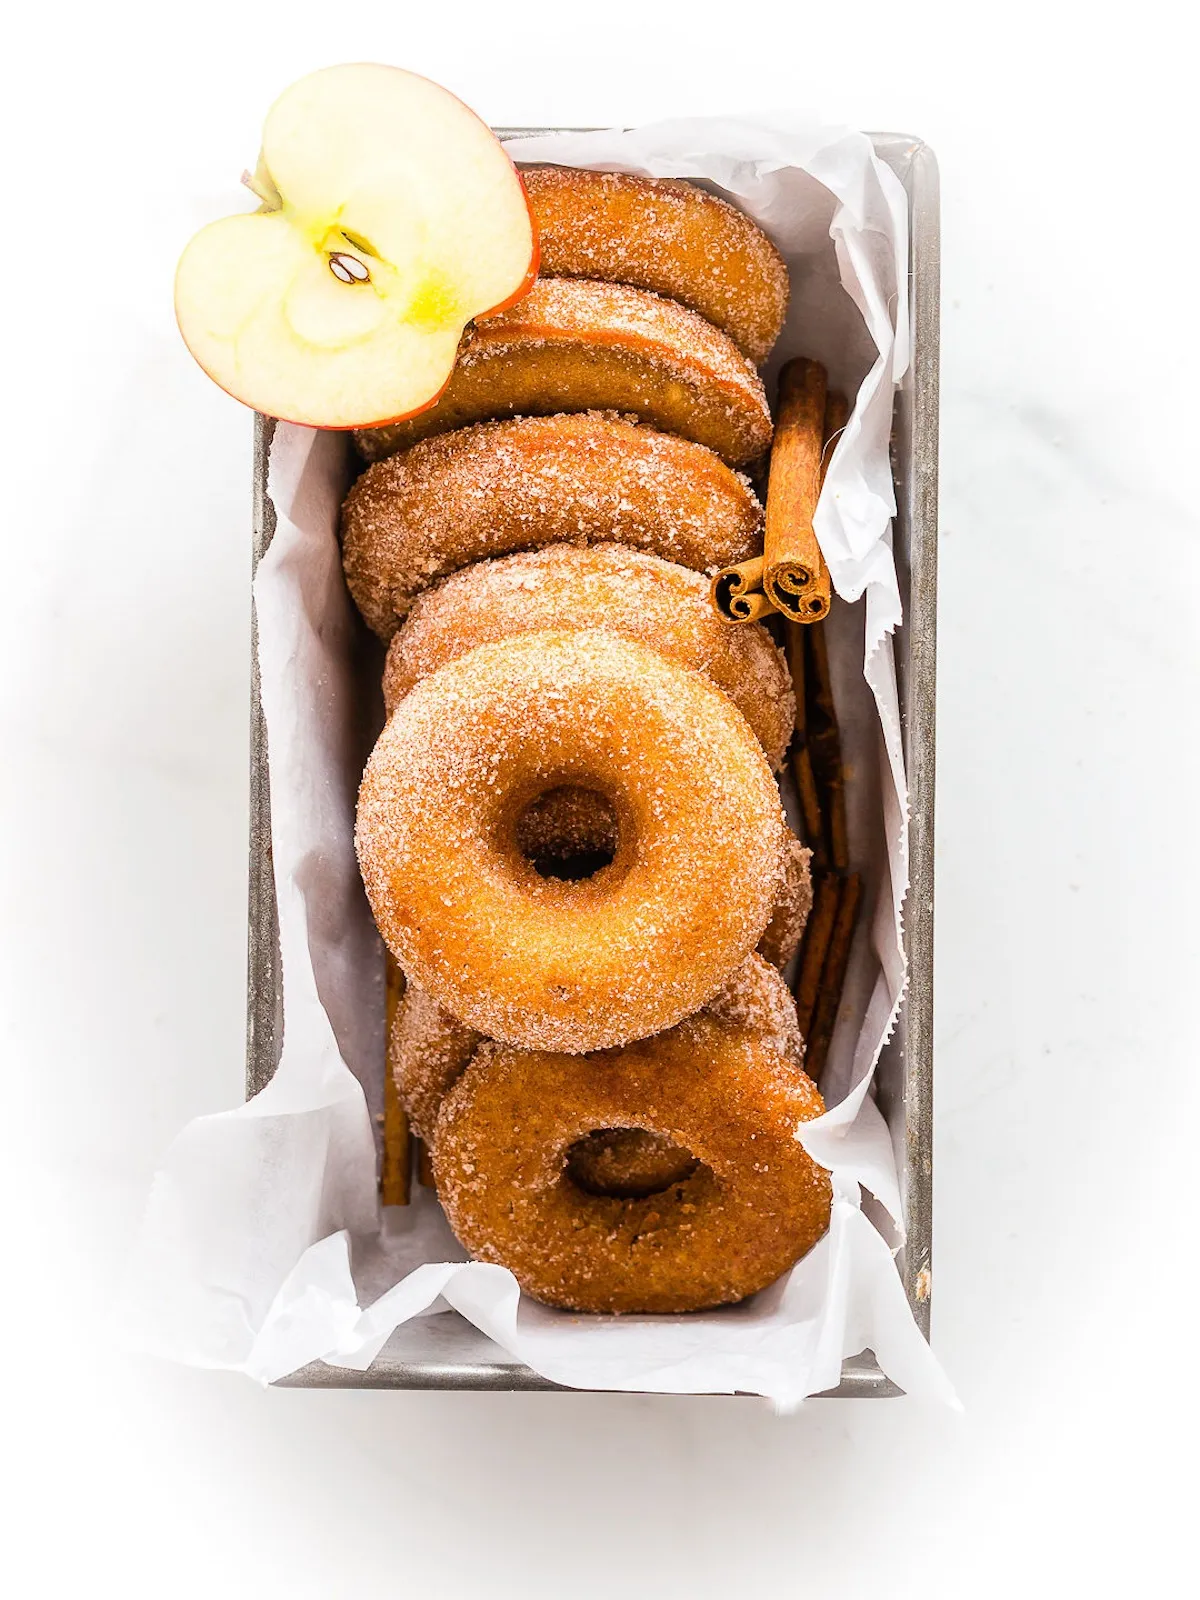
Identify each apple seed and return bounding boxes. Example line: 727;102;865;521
328;251;371;285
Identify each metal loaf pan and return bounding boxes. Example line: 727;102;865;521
249;131;940;1396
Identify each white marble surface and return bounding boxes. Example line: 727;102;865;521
2;3;1196;1594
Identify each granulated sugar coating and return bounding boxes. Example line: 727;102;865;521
390;952;805;1192
382;543;795;769
341;413;762;639
391;979;696;1199
356;629;787;1053
705;952;807;1064
433;1011;831;1314
522;166;789;365
389;983;481;1143
429;775;809;971
512;784;619;867
353;279;773;467
757;833;815;971
564;1128;697;1199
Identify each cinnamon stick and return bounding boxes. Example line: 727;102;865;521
793;872;841;1042
804;873;863;1079
763;359;831;623
805;621;849;872
785;618;807;713
380;955;411;1206
709;556;777;625
790;743;825;868
821;391;850;479
785;622;824;863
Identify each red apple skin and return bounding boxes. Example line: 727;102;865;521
178;69;541;432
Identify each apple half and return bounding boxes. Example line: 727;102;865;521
175;64;538;428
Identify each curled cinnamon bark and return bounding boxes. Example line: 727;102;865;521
709;555;777;624
763;359;830;622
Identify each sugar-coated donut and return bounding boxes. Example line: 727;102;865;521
564;1130;697;1200
390;986;697;1197
388;982;479;1144
521;166;789;364
512;784;619;878
356;629;788;1053
353;279;773;467
433;1007;831;1313
704;951;805;1063
758;833;814;971
382;543;795;770
341;413;762;638
390;952;803;1187
505;781;810;964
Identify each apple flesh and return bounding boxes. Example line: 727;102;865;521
175;65;538;429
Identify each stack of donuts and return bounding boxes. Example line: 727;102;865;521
344;166;834;1314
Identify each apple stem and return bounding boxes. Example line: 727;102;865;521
240;169;280;208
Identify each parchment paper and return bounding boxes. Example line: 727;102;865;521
117;117;955;1407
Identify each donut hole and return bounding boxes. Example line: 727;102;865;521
565;1128;700;1199
515;786;620;882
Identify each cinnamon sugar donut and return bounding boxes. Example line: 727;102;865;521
758;833;814;971
522;166;789;364
390;953;803;1191
342;413;762;638
565;1131;697;1201
381;543;795;770
355;629;788;1052
509;782;810;964
353;278;773;467
388;996;684;1196
388;983;479;1144
513;784;619;878
391;981;695;1197
433;1008;831;1313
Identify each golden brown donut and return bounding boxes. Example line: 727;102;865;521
757;832;814;971
433;1009;831;1313
513;784;619;877
490;780;811;965
389;952;803;1192
382;543;795;770
341;413;762;639
390;981;695;1196
705;951;805;1063
356;629;788;1052
353;278;773;467
388;983;480;1144
564;1130;697;1200
521;166;789;364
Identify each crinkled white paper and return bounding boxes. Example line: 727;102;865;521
117;117;955;1407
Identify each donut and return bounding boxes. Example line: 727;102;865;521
353;278;773;467
390;986;696;1196
508;781;810;962
355;628;788;1052
388;982;479;1144
433;1008;831;1313
381;543;795;770
512;784;619;880
565;1130;697;1200
704;950;805;1063
521;166;789;364
390;951;802;1176
341;413;762;639
757;833;814;971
